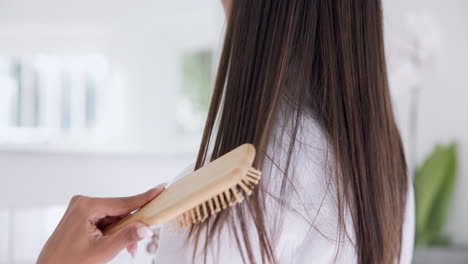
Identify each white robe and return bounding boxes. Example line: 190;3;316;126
154;113;415;264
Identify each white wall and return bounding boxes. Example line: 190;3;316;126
0;151;192;207
384;0;468;245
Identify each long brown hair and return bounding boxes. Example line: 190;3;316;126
189;1;408;263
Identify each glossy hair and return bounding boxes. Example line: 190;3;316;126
189;1;408;263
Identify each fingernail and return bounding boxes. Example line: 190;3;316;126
129;247;137;259
137;226;154;239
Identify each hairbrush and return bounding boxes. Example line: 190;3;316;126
104;144;261;235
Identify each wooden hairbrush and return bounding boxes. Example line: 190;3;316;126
104;144;261;235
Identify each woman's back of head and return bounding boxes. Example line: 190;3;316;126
192;1;408;263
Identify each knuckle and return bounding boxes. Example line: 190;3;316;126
70;195;83;205
72;196;91;211
121;197;138;211
120;197;132;206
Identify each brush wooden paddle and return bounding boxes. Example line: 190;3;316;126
104;144;261;235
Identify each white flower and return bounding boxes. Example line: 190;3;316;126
388;59;422;97
402;11;444;70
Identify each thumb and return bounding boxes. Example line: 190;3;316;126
98;222;154;259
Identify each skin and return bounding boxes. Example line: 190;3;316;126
37;184;167;264
222;0;231;13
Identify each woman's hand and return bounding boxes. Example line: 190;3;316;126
37;184;167;264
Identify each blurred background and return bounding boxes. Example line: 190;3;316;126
0;0;466;263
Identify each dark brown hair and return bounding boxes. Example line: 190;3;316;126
189;1;408;263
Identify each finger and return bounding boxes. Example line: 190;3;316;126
126;243;137;259
96;215;125;230
91;183;167;217
98;222;153;260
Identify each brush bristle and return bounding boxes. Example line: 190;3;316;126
174;167;261;230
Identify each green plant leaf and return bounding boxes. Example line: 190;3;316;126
425;144;457;245
414;143;458;247
414;145;449;237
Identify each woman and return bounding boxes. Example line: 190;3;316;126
156;0;414;263
39;0;414;263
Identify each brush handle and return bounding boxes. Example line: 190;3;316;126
103;144;257;235
103;209;151;235
103;168;245;235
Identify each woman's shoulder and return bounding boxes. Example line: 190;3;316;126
262;112;359;261
265;110;334;198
